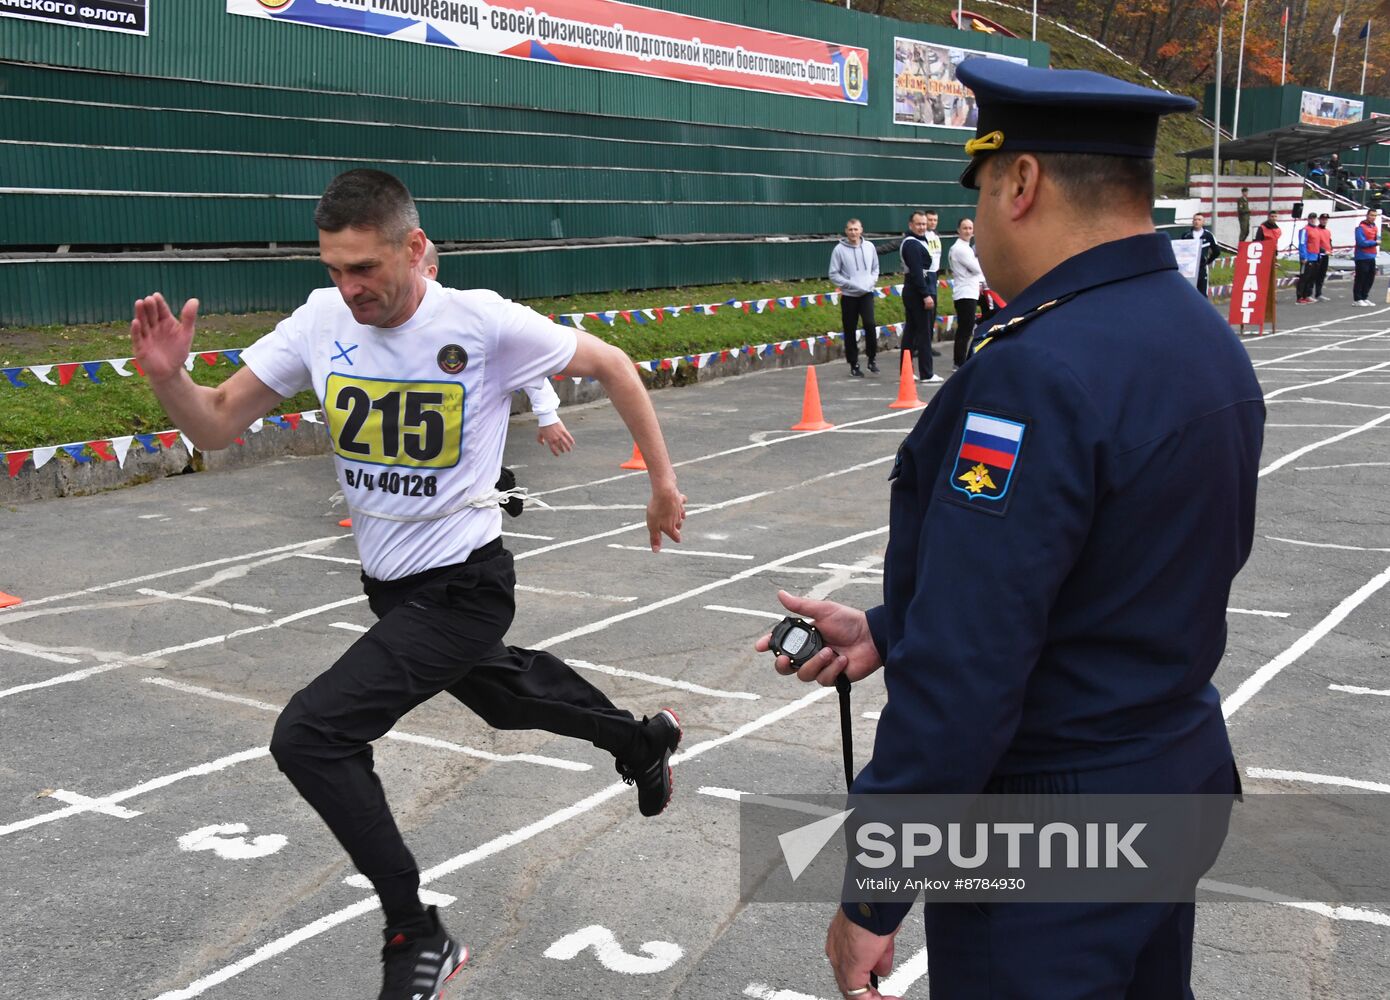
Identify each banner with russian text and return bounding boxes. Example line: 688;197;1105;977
892;37;1024;128
227;0;868;105
1227;239;1277;330
0;0;146;34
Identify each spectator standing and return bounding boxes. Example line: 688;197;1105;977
829;218;881;376
1177;212;1218;298
1295;216;1319;303
1313;213;1333;301
899;210;944;384
1353;209;1382;306
1236;186;1251;242
1257;211;1282;248
948;217;984;367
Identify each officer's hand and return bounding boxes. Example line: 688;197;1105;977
536;421;575;456
923;295;934;310
753;590;882;686
646;482;686;552
825;909;900;1000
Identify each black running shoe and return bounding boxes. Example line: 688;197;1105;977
866;359;880;374
378;907;467;1000
615;709;682;817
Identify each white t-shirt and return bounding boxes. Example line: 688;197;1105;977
242;281;577;580
949;240;984;300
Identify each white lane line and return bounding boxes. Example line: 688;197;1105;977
564;657;758;700
142;675;591;770
1265;536;1390;553
1246;767;1390;793
151;685;836;1000
880;947;931;997
0;640;81;664
329;621;369;633
143;676;279;712
294;552;360;565
1251;329;1390;368
1241;306;1390;343
1228;608;1291;618
863;711;882;720
1267;422;1369;428
534;503;649;511
46;790;142;819
0;746;270;837
607;543;754;560
744;984;826;1000
1222;563;1390;719
532;408;920;499
517;491;774;562
340;875;459;906
1289;464;1390;475
705;605;786;622
136;588;272;615
516;584;638;603
818;562;884;574
1199;879;1390;927
3;536;349;611
697;787;840;818
534;526;890;652
1328;684;1390;698
1263;360;1390;400
0;662;127;700
502;530;555;540
1271;396;1390;410
1258;411;1390;477
828;428;911;434
382;730;592;771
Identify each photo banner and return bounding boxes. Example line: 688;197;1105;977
227;0;868;105
0;0;146;34
1374;112;1390;146
892;36;1024;128
1298;90;1364;128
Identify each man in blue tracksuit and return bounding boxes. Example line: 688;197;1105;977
900;210;943;384
761;60;1262;1000
1353;209;1382;306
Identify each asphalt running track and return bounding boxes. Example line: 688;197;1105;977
2;297;1390;1000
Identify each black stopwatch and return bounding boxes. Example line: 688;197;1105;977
768;616;825;667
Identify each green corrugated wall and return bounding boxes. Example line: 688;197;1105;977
0;1;1047;325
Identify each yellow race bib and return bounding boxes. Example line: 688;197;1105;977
323;374;463;469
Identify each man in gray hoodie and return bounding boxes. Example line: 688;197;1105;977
829;218;881;376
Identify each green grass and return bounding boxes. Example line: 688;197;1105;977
0;276;946;452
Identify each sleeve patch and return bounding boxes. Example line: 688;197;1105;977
945;410;1028;515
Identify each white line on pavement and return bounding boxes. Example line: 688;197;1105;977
1263;360;1390;400
136;588;271;614
1222;563;1390;719
1258;411;1390;477
0;640;81;664
1328;683;1390;698
564;657;759;700
704;605;786;621
1265;536;1390;552
1246;767;1390;793
1227;608;1291;618
607;543;753;560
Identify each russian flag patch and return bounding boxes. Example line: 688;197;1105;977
950;411;1026;507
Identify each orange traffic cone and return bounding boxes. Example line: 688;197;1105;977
620;443;648;470
888;351;926;410
0;591;21;609
791;365;834;431
338;518;353;528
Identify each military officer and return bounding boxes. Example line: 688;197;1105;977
759;60;1264;999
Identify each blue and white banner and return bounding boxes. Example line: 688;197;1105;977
0;0;147;34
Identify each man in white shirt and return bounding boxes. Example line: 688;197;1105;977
421;240;574;454
129;169;686;1000
948;218;985;368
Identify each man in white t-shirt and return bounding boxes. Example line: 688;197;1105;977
421;239;575;455
129;169;686;1000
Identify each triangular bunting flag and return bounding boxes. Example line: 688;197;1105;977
1;367;26;388
57;363;79;386
132;359;145;377
632;311;647;325
266;416;288;428
183;356;195;371
249;418;264;433
111;436;134;467
89;440;116;462
224;349;243;366
81;362;104;383
107;358;136;377
156;431;180;449
234;437;245;446
32;447;57;469
28;365;55;385
619;311;632;324
199;352;220;367
61;443;92;464
134;434;158;453
7;451;30;478
285;413;302;430
302;411;322;424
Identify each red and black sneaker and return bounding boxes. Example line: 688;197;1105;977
378;906;467;1000
616;709;682;817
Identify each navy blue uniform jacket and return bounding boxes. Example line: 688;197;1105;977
849;234;1265;933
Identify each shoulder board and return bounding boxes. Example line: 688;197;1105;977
971;291;1079;357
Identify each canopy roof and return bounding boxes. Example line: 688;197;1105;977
1181;117;1390;163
